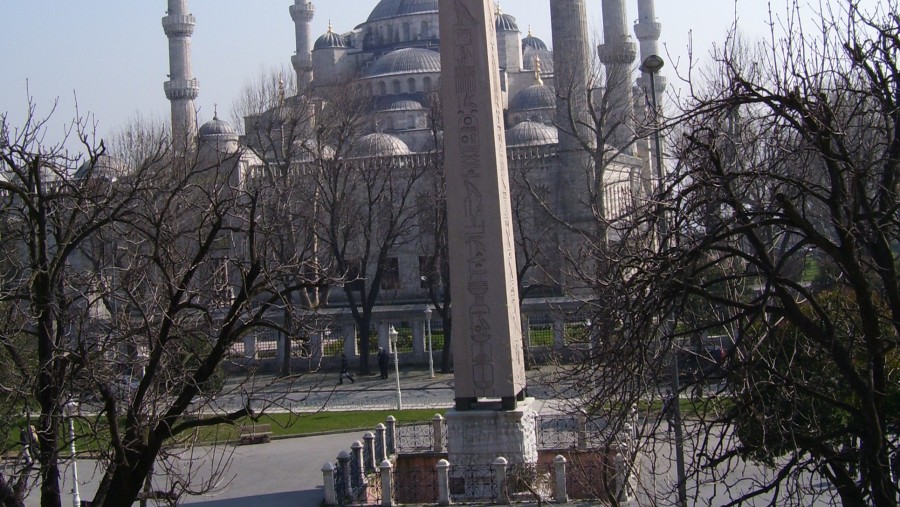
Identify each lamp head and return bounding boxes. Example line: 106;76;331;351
642;54;665;74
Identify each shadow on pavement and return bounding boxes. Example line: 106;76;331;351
184;489;322;507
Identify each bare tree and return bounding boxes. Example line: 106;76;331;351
561;1;900;506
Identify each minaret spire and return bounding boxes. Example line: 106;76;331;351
290;1;315;88
635;0;666;158
598;0;638;153
163;0;199;154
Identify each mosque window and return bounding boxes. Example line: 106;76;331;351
367;82;374;96
407;78;416;93
378;81;387;95
392;80;402;95
380;258;401;290
420;21;430;39
403;22;411;41
407;115;416;129
423;77;432;93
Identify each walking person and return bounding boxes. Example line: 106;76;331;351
338;353;355;384
378;347;390;379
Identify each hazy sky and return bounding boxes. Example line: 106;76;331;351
0;1;879;146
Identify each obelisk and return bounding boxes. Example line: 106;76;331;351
439;0;537;476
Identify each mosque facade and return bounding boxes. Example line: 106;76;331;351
164;0;666;308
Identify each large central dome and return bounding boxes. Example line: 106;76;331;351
366;0;438;23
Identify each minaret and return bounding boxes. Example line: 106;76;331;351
290;1;315;88
163;0;199;154
550;0;594;225
634;0;666;176
598;0;638;153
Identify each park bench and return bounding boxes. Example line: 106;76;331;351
239;423;272;445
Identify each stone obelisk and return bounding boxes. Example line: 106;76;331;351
439;0;536;475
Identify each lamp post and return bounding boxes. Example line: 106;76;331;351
389;325;402;410
642;54;686;507
424;307;434;378
64;401;81;507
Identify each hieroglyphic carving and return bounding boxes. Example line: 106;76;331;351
440;0;526;404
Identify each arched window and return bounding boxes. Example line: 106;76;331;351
378;81;387;95
402;22;411;41
407;115;416;129
392;80;401;95
420;21;430;39
407;78;416;93
366;82;374;96
423;77;433;93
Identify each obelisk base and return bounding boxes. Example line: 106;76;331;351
446;398;539;498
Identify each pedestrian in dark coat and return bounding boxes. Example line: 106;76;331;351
378;347;390;379
339;354;355;384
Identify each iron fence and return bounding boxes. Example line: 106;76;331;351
395;422;434;453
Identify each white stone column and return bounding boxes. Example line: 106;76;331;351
412;318;426;356
436;459;451;506
553;317;566;349
343;323;357;357
553;455;568;503
492;457;509;504
311;331;324;363
363;432;376;473
380;460;394;507
322;462;337;505
432;414;445;453
385;416;397;455
243;335;257;361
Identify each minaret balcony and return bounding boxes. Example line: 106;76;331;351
164;79;200;100
598;40;638;65
633;21;662;41
290;3;315;22
162;14;196;37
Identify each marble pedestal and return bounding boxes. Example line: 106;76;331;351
446;398;539;497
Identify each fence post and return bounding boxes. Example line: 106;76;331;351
492;457;509;504
436;459;451;506
311;331;324;364
432;414;445;453
553;316;566;348
385;416;397;455
243;334;257;361
364;431;376;473
380;459;394;507
351;440;365;489
577;413;588;450
375;423;388;463
337;450;353;499
553;455;568;503
322;462;337;506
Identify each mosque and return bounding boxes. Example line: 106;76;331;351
162;0;666;311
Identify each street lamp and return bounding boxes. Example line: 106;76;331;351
642;54;687;507
64;401;81;507
424;307;434;378
389;325;402;410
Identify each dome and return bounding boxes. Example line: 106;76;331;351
510;83;555;112
523;48;554;73
367;0;438;22
351;133;411;157
366;48;441;78
315;23;347;50
74;154;128;181
199;116;237;138
522;30;548;52
506;121;558;147
496;13;519;32
382;99;424;112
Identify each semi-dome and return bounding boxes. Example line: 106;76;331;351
366;48;441;78
199;116;237;138
496;13;519;32
381;99;425;112
506;121;558;147
351;133;411;157
315;22;347;50
366;0;438;22
510;83;555;112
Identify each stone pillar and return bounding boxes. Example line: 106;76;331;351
438;0;526;410
380;460;394;507
492;457;509;504
553;455;568;503
553;317;566;349
385;416;397;455
375;424;387;463
322;462;337;505
343;323;357;357
577;413;588;450
432;414;445;453
363;432;376;473
311;331;324;364
521;313;531;348
412;319;426;356
243;334;257;361
377;322;389;352
337;451;352;498
275;333;286;365
436;459;451;506
351;441;365;489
